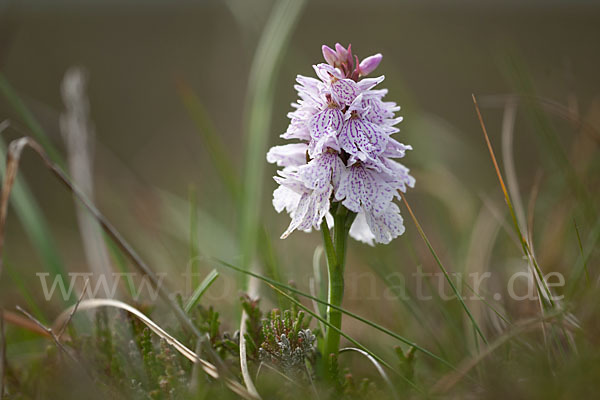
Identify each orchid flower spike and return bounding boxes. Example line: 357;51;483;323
267;44;414;245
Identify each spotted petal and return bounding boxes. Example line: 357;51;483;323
335;163;394;216
381;139;412;159
339;116;389;160
298;151;345;192
364;202;405;244
281;187;331;238
331;78;360;105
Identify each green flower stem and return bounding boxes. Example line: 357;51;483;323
321;206;353;377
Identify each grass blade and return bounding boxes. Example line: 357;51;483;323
184;269;220;314
0;309;5;400
189;184;201;289
472;94;555;308
339;347;399;400
573;219;590;286
239;277;261;399
0;130;68;291
176;83;240;201
0;73;63;165
60;67;114;283
400;192;488;345
3;261;46;322
501;54;598;220
238;0;307;278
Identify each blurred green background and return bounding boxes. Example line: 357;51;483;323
0;0;598;369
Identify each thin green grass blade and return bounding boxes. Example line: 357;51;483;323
4;261;46;323
257;225;287;309
189;184;201;289
573;219;590;286
462;279;511;325
417;264;468;344
0;138;69;298
502;53;598;221
212;257;456;371
400;192;488;345
566;215;600;297
371;262;450;359
104;232;136;299
0;73;63;166
185;269;220;314
472;95;555;308
176;83;240;201
238;0;307;281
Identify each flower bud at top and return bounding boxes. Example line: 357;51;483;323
335;43;348;60
358;53;383;76
322;45;338;66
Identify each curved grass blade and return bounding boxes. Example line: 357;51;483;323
339;347;399;400
52;298;257;400
0;127;68;296
239;274;261;398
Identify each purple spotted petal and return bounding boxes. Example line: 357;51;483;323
380;158;416;194
281;187;332;238
364;202;405;244
382;139;412;158
298;151;345;192
274;169;309;195
335;163;394;216
309;107;343;141
339;116;389;160
313;63;343;83
331;79;360;106
309;130;339;158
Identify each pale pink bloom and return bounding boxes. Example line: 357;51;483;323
267;44;414;244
